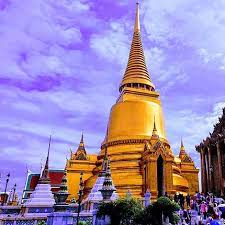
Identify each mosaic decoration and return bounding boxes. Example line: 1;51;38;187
16;220;35;225
28;207;53;213
4;221;14;225
1;208;20;215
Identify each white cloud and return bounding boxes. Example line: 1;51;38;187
90;21;130;66
0;0;95;80
143;0;225;66
166;101;225;158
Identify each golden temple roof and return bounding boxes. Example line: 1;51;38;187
120;3;155;92
74;134;87;160
178;139;193;163
179;139;186;158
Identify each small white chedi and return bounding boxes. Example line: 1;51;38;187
25;137;55;208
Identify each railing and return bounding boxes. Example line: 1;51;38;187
0;218;47;225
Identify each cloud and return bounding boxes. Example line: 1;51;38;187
0;0;97;81
165;101;225;157
142;0;225;89
1;0;225;195
90;21;130;66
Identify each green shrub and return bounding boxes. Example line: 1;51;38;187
97;196;180;225
37;221;46;225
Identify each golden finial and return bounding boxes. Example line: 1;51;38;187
79;133;84;148
179;138;186;158
81;133;84;143
70;148;73;159
152;116;159;138
180;138;185;151
181;138;184;149
134;2;140;33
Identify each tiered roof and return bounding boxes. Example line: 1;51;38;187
120;3;155;91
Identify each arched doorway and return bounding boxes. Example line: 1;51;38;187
157;155;164;197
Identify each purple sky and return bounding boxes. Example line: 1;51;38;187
0;0;225;197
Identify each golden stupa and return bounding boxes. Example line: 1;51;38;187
66;3;199;200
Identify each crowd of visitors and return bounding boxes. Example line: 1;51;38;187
171;192;225;225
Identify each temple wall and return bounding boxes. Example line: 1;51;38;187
180;171;199;195
96;143;144;198
67;158;96;200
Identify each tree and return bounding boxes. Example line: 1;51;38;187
97;197;143;225
142;197;180;225
134;197;180;225
97;196;180;225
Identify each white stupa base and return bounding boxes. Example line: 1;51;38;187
25;183;55;207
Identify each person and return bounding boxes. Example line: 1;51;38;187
174;193;179;203
192;210;199;225
212;203;219;220
164;192;169;198
183;210;190;224
220;205;225;219
200;201;207;220
187;207;192;224
196;192;201;201
186;193;191;208
179;193;185;209
209;218;220;225
205;216;213;225
207;202;214;217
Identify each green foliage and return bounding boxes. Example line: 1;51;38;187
170;213;180;225
133;204;154;225
97;196;180;225
37;221;46;225
150;197;180;225
155;197;180;214
78;222;91;225
97;197;143;225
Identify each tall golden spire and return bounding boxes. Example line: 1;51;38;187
120;3;155;92
179;138;186;158
134;2;140;33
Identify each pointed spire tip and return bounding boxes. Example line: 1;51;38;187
134;1;140;33
152;116;158;137
181;138;184;148
81;133;84;143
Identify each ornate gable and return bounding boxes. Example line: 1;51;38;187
182;155;193;163
178;139;194;164
71;134;88;161
143;139;173;160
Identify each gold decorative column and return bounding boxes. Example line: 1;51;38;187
147;158;157;197
164;160;173;194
